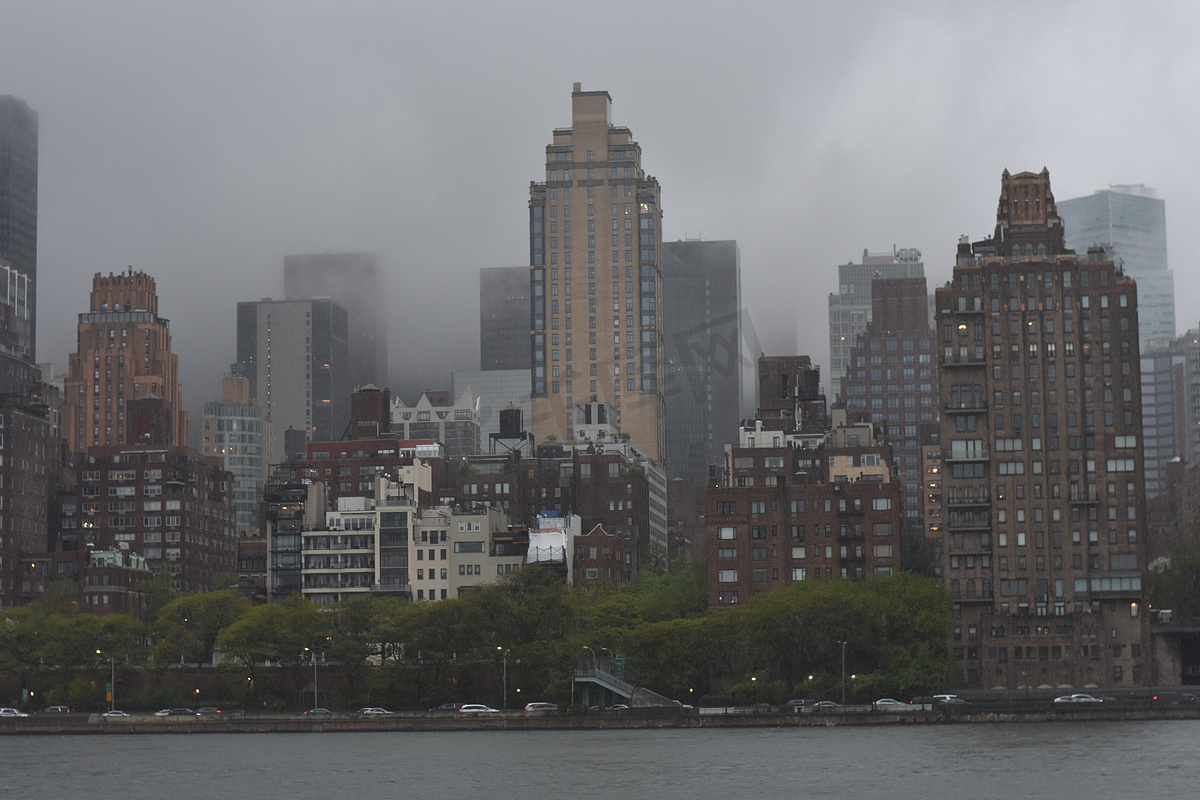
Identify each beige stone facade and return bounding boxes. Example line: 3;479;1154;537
528;84;665;465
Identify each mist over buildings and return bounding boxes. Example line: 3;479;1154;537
3;1;1198;429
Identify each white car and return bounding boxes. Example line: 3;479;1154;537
875;698;906;707
0;707;28;717
356;707;392;715
1053;693;1103;703
458;704;498;713
102;710;131;717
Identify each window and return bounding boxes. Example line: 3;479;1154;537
717;570;738;583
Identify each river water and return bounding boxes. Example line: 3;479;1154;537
3;721;1194;798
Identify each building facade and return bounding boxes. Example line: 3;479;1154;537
0;400;53;608
284;252;386;389
58;444;235;593
827;247;928;401
63;270;187;453
528;84;666;465
480;266;532;371
201;370;271;535
236;297;351;462
840;276;938;522
661;238;744;486
391;389;481;458
0;96;37;360
936;169;1149;689
1058;185;1174;345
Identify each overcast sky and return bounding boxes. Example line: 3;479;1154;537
4;0;1198;431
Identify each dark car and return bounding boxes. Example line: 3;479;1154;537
42;706;75;714
304;707;334;716
196;707;222;715
429;703;465;712
154;708;197;716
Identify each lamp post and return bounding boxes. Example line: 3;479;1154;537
838;640;847;705
583;646;597;669
601;647;615;671
497;647;510;709
304;647;318;709
96;650;114;712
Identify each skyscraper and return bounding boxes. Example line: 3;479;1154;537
0;96;37;360
480;266;531;371
937;169;1148;689
840;276;937;522
827;247;927;401
1058;185;1173;344
284;252;386;389
236;297;350;463
662;239;743;485
63;269;187;452
528;84;665;464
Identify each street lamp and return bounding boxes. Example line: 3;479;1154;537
601;647;615;670
497;647;511;709
96;650;114;712
583;646;597;669
838;640;847;705
304;647;318;709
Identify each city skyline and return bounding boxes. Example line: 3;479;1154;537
3;3;1197;436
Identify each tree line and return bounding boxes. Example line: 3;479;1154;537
0;563;961;711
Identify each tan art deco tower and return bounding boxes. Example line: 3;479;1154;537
528;85;665;464
64;269;187;452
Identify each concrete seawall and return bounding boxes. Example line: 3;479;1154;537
3;705;1199;734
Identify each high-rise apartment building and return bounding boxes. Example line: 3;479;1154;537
284;253;386;389
480;266;531;371
0;96;37;360
1058;185;1173;344
63;270;188;452
840;276;937;521
662;239;743;486
827;247;927;401
528;84;665;464
236;297;351;463
201;369;272;535
937;169;1148;689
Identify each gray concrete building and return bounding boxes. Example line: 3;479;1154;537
0;96;37;360
236;298;351;463
284;253;386;389
480;266;531;371
661;239;745;486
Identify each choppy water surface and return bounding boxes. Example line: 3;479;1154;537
3;722;1195;799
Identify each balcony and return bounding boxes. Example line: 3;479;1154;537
946;494;991;506
1069;487;1099;503
943;402;987;413
944;449;989;462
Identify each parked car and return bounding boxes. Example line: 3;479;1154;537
458;704;498;713
356;707;392;715
0;707;29;717
196;707;222;715
304;708;333;716
933;694;966;704
154;708;197;716
101;710;131;717
42;705;75;714
783;698;818;708
524;702;558;712
1053;694;1103;703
